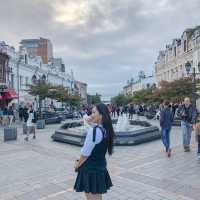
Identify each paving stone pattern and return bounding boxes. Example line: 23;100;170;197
0;117;199;200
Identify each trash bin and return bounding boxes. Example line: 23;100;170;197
36;119;45;129
4;127;17;141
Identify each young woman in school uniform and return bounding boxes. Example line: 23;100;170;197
74;103;115;200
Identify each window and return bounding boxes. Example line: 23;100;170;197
197;36;200;44
0;54;8;83
25;54;28;64
32;75;37;84
174;47;176;57
184;40;187;52
25;77;29;87
11;74;14;88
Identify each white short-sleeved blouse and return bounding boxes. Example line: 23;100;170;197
81;126;104;156
27;112;34;127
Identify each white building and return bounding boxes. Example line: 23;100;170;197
75;80;87;104
123;75;156;96
155;26;200;85
0;41;75;108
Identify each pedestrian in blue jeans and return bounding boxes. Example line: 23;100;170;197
160;101;173;157
177;97;197;152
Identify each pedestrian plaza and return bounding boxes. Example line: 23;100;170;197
0;118;200;200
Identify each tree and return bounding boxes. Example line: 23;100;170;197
69;94;82;107
48;85;82;107
27;80;53;116
156;78;194;102
108;77;200;106
111;94;132;106
132;89;152;104
48;85;69;104
87;93;101;105
131;77;198;104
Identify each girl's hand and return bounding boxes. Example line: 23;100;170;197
74;160;79;170
85;116;93;123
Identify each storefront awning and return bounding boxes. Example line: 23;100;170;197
2;88;18;100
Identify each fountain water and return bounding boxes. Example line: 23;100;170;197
115;114;129;132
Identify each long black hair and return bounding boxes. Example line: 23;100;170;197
95;103;115;155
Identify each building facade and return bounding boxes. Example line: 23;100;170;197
51;58;65;72
20;38;53;64
155;26;200;85
0;50;9;88
75;81;87;104
123;75;156;96
0;41;75;108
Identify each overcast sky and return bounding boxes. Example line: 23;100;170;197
1;0;200;100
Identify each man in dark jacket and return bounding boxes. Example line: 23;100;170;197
177;97;197;152
160;101;173;157
23;106;29;123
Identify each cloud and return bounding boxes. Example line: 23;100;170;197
0;0;200;98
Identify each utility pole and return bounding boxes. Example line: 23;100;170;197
17;55;23;108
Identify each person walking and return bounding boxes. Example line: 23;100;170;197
116;107;120;118
19;106;24;122
7;106;14;126
128;104;134;120
111;105;116;118
2;106;9;126
24;105;36;141
74;103;115;200
177;97;197;152
0;108;3;125
160;101;173;157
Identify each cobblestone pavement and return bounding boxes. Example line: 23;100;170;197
0;118;200;200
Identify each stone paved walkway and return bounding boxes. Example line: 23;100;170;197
0;118;200;200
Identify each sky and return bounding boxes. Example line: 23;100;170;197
1;0;200;100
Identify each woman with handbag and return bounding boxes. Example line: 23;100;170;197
74;103;115;200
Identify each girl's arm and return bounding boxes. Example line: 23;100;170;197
74;127;103;170
75;155;88;169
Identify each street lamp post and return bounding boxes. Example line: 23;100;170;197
17;55;24;108
185;61;200;107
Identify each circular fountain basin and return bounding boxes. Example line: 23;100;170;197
51;119;161;146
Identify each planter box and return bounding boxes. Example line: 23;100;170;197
36;120;45;129
4;127;17;141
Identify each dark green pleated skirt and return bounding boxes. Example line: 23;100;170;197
74;167;113;194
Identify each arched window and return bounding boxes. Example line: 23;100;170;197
184;40;187;52
32;75;37;84
41;74;46;81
